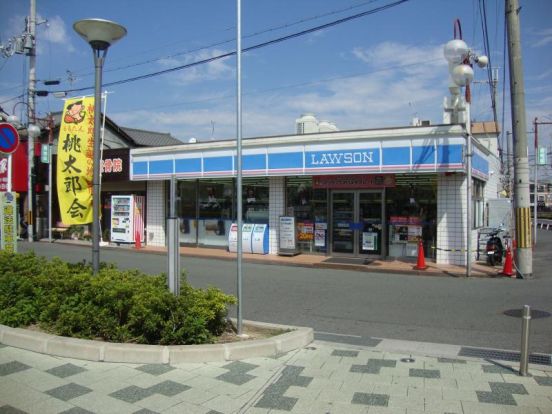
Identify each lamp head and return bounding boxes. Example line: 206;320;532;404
475;55;489;68
73;18;127;51
444;39;469;64
7;115;20;126
27;123;41;138
451;64;474;87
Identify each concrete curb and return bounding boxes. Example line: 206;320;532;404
0;320;313;364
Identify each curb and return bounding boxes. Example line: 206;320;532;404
0;320;313;364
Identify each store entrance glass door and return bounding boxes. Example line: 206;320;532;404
331;191;383;256
331;192;355;254
358;191;383;256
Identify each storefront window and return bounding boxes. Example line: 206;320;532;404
178;180;197;244
198;179;234;246
286;177;328;253
386;176;436;258
243;177;269;224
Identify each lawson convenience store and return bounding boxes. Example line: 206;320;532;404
130;122;499;266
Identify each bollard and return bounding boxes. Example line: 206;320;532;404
519;305;531;376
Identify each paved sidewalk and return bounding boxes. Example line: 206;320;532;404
1;341;551;414
47;240;501;278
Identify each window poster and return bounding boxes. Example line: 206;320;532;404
314;229;326;247
362;232;377;251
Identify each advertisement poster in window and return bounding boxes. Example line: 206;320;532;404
314;229;326;247
297;221;314;241
362;232;377;251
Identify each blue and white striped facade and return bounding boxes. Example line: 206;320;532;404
130;124;498;265
131;125;489;181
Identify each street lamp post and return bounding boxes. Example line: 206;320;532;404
73;18;126;274
443;20;487;277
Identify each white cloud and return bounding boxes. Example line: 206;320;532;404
40;16;73;50
532;28;552;48
275;42;450;128
159;48;235;85
352;42;446;77
115;41;469;140
36;16;75;54
113;106;236;141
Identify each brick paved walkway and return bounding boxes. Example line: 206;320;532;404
1;341;550;413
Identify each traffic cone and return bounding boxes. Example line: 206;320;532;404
134;230;141;249
414;239;428;270
501;246;514;277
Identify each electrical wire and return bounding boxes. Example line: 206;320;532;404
67;0;388;79
478;0;504;178
0;94;25;105
50;0;410;94
115;57;443;114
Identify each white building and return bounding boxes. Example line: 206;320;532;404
129;114;501;266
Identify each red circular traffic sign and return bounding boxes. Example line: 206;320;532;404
0;123;20;154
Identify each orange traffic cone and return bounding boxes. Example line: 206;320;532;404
501;246;514;277
414;239;428;270
134;230;141;249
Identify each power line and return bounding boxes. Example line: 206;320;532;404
51;0;410;94
113;57;442;114
66;0;388;79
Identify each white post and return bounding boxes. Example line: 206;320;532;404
236;0;244;335
27;0;37;242
48;142;52;241
7;155;12;193
466;102;472;277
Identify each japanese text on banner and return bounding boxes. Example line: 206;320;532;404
56;97;94;224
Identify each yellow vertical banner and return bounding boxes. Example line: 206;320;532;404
56;97;95;224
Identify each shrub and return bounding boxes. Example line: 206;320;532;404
0;251;236;345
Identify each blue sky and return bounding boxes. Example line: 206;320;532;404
1;0;551;152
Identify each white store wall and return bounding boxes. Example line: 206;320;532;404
146;181;166;247
268;177;285;254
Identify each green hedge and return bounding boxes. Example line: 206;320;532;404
0;251;236;345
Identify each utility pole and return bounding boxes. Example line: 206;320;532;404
533;117;538;245
506;131;512;196
27;0;37;242
506;0;532;278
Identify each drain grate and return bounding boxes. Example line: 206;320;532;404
459;347;552;366
503;308;551;319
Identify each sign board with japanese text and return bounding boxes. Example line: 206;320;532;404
278;216;298;256
56;97;95;224
101;148;129;182
0;191;17;253
312;174;396;189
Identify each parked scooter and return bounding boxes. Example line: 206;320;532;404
486;229;505;266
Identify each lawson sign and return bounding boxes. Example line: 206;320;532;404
306;149;377;171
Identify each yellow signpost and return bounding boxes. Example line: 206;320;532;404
0;191;17;253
